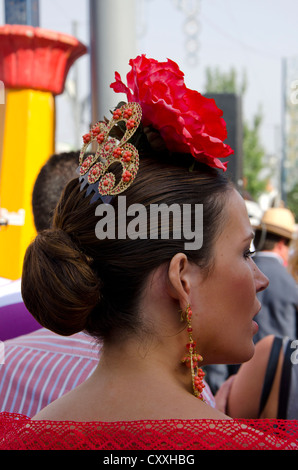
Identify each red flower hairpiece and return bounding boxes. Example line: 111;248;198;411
110;55;234;171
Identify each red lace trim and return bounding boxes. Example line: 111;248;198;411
1;413;298;450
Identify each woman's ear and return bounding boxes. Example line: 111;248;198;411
166;253;192;308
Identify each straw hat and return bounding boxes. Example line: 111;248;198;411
255;207;295;240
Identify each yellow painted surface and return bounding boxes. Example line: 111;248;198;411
0;89;55;280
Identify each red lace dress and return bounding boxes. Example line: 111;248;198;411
0;412;298;450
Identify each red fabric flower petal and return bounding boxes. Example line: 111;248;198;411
110;55;233;171
111;71;134;101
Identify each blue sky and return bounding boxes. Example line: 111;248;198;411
1;0;298;158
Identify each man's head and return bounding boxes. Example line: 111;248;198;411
254;207;296;263
32;151;79;232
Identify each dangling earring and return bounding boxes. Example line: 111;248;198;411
181;304;205;401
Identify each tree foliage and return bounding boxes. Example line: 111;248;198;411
242;110;268;198
287;183;298;222
204;66;247;95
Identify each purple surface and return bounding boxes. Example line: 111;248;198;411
0;302;41;341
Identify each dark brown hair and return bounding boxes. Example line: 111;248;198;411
254;229;291;251
32;151;79;232
22;149;233;342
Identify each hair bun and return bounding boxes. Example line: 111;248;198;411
21;228;101;336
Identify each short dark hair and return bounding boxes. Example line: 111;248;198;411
32;151;79;232
254;229;291;251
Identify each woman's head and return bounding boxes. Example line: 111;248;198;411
21;153;233;342
21;55;245;349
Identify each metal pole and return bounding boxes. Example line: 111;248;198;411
71;20;81;149
281;57;287;205
89;0;137;123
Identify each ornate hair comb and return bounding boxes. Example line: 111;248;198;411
78;102;142;204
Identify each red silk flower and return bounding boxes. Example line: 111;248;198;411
110;55;233;171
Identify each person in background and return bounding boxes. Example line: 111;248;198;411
252;207;298;343
216;333;298;420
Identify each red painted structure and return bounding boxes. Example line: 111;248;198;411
0;24;87;94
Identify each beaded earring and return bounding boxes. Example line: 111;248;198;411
181;304;205;400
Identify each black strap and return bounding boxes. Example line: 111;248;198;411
277;339;293;419
258;336;283;417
